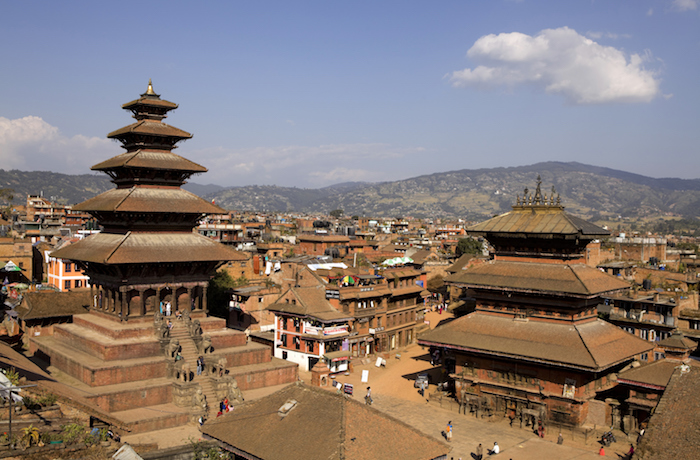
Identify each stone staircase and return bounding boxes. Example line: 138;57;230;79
169;319;218;419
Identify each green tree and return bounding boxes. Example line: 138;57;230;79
455;238;482;257
427;275;445;293
207;270;237;319
330;209;344;218
0;188;13;220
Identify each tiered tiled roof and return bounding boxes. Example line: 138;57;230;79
269;285;353;323
52;81;241;287
446;260;631;297
419;314;653;371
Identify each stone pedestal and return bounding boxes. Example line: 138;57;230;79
172;381;199;408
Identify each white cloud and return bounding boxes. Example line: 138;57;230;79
193;143;425;187
450;27;661;105
0;116;118;173
647;7;654;16
672;0;698;11
0;117;427;188
586;31;631;40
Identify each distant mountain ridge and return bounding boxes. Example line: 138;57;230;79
206;162;700;220
2;163;699;221
0;170;221;206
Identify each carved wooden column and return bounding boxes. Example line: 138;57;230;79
187;287;193;312
202;285;208;313
194;286;201;310
139;288;146;316
120;287;128;319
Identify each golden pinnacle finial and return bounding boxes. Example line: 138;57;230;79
146;79;156;95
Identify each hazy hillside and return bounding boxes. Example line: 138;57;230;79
0;169;221;206
2;163;700;221
0;170;112;205
207;162;700;220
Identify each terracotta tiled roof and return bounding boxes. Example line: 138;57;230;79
338;285;391;300
390;285;426;297
298;234;350;243
467;206;609;239
91;149;207;173
636;365;700;459
657;331;698;351
107;120;192;140
617;360;680;389
16;291;91;320
50;232;245;264
383;268;423;278
445;261;631;296
269;285;353;322
121;95;178;110
201;383;450;460
72;187;224;214
418;313;653;371
445;254;479;274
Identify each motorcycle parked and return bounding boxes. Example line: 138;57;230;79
601;430;616;446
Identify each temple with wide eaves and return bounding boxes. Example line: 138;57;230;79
52;81;237;317
418;178;653;426
31;82;297;435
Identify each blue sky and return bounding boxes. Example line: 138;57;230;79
1;1;699;188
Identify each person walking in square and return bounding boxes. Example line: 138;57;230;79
446;420;452;442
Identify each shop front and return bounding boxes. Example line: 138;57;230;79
324;350;350;374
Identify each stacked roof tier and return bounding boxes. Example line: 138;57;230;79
52;81;241;317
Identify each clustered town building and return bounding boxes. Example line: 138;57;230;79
0;83;698;459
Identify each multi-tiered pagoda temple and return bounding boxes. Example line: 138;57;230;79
52;80;237;319
419;178;653;426
32;83;297;436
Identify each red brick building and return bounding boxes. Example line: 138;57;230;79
269;284;352;372
297;233;350;257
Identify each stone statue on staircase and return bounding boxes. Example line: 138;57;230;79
200;334;213;354
227;378;244;404
167;339;180;359
194;387;207;412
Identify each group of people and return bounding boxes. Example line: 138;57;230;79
160;300;173;316
470;441;497;458
598;443;635;457
433;302;448;314
216;397;234;417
